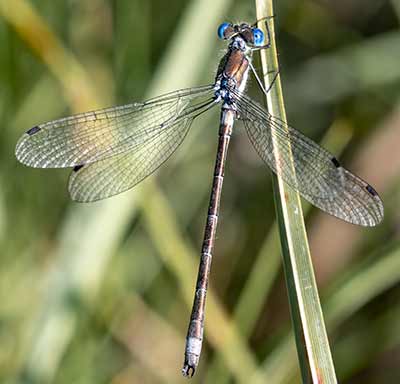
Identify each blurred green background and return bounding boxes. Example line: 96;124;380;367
1;0;400;383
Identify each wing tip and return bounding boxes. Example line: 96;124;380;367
363;192;384;227
15;126;42;166
373;199;385;227
367;184;384;227
15;136;30;166
68;164;103;203
69;164;86;202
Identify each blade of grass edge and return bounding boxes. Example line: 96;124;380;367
254;1;337;383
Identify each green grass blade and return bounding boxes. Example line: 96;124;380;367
260;240;400;383
254;1;337;382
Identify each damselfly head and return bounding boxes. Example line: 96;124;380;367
217;22;264;47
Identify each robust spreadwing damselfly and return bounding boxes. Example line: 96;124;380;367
15;21;384;377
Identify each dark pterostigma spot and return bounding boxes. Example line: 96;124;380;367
26;126;41;136
366;184;378;196
331;157;340;168
73;164;84;172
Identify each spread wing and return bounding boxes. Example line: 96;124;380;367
16;85;216;168
16;85;218;202
236;93;384;226
68;116;193;202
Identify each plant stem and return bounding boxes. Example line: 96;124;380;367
254;1;338;382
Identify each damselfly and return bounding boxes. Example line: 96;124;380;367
15;21;384;377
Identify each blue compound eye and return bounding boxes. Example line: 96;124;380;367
252;28;264;46
217;22;231;39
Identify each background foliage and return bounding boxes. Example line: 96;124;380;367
1;0;400;383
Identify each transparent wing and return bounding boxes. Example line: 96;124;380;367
235;93;384;226
15;85;216;168
68;116;199;202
